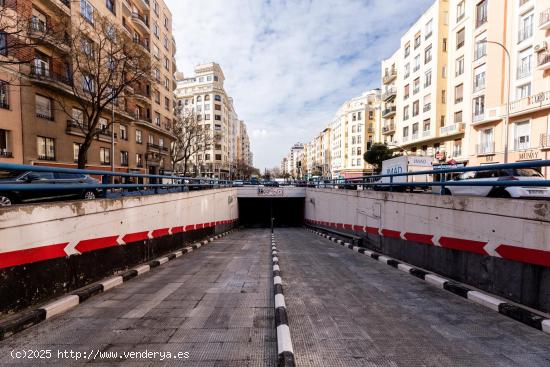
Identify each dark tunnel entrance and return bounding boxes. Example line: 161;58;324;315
238;198;305;228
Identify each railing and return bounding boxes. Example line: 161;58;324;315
422;130;431;137
0;162;234;203
537;53;550;68
440;123;465;135
382;88;396;100
518;25;533;43
509;90;550;113
0;150;13;158
423;103;431;112
383;69;397;84
308;160;550;194
30;67;73;86
541;133;550;148
382;123;395;133
382;106;396;117
66;120;112;138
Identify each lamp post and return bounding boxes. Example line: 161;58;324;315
480;40;511;163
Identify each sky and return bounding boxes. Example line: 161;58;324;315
166;0;433;170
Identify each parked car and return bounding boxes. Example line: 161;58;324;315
0;170;100;207
444;168;550;199
263;181;280;187
233;180;244;187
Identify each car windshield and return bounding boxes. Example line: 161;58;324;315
0;170;24;179
514;168;543;177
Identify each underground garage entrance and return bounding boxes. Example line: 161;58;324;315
238;198;305;228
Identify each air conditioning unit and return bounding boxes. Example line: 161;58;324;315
535;41;548;53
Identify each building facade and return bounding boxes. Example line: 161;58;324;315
0;0;177;175
174;62;251;179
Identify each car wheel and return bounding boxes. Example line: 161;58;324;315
498;190;512;198
83;190;96;200
0;195;14;207
442;188;452;196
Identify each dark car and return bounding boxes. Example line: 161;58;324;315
263;181;279;187
0;170;100;207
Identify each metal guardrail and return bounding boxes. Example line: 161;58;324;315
0;163;233;198
308;160;550;195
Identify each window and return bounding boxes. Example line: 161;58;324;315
33;52;50;76
455;84;463;103
37;136;55;160
120;151;128;166
479;128;494;153
473;66;485;92
0;32;7;55
442;90;446;104
442;38;447;52
424;45;432;64
413;100;419;116
414;33;421;49
159;138;164;147
517;48;532;79
517;83;531;99
414;55;420;71
148;134;154;144
424;70;432;88
455;56;464;76
214;95;221;101
153;23;160;38
404;63;410;78
475;37;487;60
205;114;210;120
476;0;488;28
136;129;142;143
204;94;210;101
31;9;47;32
153;0;159;14
425;19;433;39
154;90;160;104
136;154;143;167
152;45;160;59
214;76;219;82
72;143;80;162
164;57;170;71
404;84;410;99
100;147;110;165
35;95;52;120
155;112;161;125
204;103;210;110
82;74;94;92
514;121;530;150
105;0;115;14
412;123;419;137
163;36;169;50
519;12;534;43
413;78;420;94
0;80;8;109
404;106;410;120
423;94;431;112
164;97;170;110
214;115;221;121
403;126;409;137
120;125;127;140
456;28;465;49
457;1;465;22
454;110;463;123
473;95;485;119
214;104;221;111
80;0;94;24
164;77;170;90
423;119;431;132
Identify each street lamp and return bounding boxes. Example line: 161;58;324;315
480;40;511;163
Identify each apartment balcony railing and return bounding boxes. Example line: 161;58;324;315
382;88;397;101
413;65;420;72
0;150;13;158
423;103;431;112
131;12;150;33
411;133;419;141
133;37;149;51
136;0;150;9
36;112;54;121
133;112;152;124
540;8;550;30
513;139;531;151
38;155;56;161
473;82;485;93
422;129;431;137
476;143;495;155
382;122;396;134
383;69;397;84
541;134;550;148
413;87;420;94
30;67;73;87
0;101;9;110
509;90;550;113
473;112;485;123
518;26;533;43
537;53;550;70
440;122;466;136
403;136;409;143
66;120;112;140
382;105;396;118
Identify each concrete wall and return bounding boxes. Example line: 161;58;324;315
305;189;550;313
0;189;238;315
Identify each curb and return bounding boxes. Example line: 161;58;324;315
0;229;236;341
271;233;295;367
307;228;550;335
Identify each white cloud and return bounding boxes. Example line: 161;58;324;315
166;0;433;169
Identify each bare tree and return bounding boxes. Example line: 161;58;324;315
33;14;152;168
170;106;213;176
0;1;69;67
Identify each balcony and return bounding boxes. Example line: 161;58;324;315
540;8;550;30
382;122;395;134
28;23;70;53
135;0;150;10
518;25;533;43
30;67;73;88
537;53;550;70
383;69;397;84
440;123;466;137
38;155;56;161
411;133;419;141
382;88;397;101
422;130;431;138
66;120;113;142
133;112;152;125
423;103;431;113
476;143;495;155
131;13;150;33
382;105;396;118
133;37;150;52
35;0;71;16
121;0;132;15
541;134;550;148
509;90;550;114
134;88;151;103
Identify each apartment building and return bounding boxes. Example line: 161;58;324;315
174;62;252;179
381;50;399;146
0;0;177;175
391;0;452;161
460;0;550;177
